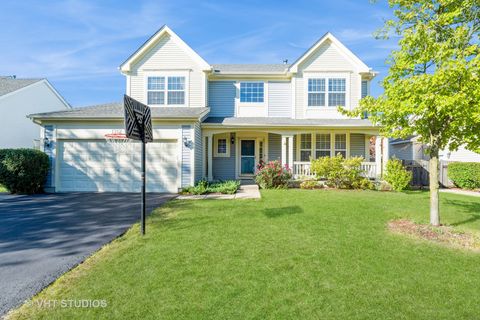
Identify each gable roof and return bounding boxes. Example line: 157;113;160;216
0;77;43;96
28;102;209;121
288;32;371;73
0;77;71;108
119;25;211;73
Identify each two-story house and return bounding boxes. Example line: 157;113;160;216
29;25;387;193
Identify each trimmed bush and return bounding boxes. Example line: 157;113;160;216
383;159;412;191
448;162;480;189
255;160;292;189
182;179;241;195
310;154;373;189
0;149;50;194
300;179;322;190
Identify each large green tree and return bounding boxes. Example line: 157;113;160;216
343;0;480;225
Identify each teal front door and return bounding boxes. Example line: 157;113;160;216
240;140;255;175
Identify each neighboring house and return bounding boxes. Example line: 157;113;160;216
0;76;70;148
390;136;480;162
29;25;388;193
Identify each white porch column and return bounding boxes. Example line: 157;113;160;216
281;135;287;166
375;136;382;177
287;135;294;167
207;134;213;181
382;137;390;172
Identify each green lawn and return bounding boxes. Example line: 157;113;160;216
9;190;480;320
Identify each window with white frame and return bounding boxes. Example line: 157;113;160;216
147;77;165;105
334;133;347;158
147;76;186;105
240;82;264;103
328;78;346;107
361;80;368;98
307;77;346;107
214;134;230;157
300;134;312;161
315;133;331;158
308;79;326;106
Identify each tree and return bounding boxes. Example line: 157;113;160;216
342;0;480;226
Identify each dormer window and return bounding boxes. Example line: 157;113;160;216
239;82;264;103
147;75;186;106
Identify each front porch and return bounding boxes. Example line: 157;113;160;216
202;129;389;182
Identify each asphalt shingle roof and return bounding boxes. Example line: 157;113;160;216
203;117;375;127
0;77;43;97
211;64;290;74
28;102;210;120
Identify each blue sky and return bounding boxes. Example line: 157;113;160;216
1;0;397;107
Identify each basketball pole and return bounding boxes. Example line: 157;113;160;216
140;117;146;236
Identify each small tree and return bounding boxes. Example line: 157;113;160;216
342;0;480;225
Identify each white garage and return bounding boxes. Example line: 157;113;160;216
57;140;179;193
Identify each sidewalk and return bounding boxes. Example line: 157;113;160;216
440;188;480;197
176;184;261;200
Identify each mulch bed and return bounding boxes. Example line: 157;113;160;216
388;219;480;252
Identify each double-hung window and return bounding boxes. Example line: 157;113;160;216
315;134;331;158
307;77;346;107
147;76;186;105
334;134;347;158
308;79;326;107
240;82;264;103
147;77;165;105
328;78;346;107
214;134;230;157
300;134;312;161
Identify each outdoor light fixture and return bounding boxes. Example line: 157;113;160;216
44;137;51;148
231;136;235;144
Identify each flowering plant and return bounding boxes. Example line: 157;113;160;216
254;160;292;189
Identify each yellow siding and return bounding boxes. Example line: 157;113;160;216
128;34;205;107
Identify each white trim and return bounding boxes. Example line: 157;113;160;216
213;133;230;157
144;71;190;107
289;32;370;73
120;25;210;73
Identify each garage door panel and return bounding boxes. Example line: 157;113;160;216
58;140;178;193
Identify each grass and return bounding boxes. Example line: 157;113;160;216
7;190;480;320
0;183;8;192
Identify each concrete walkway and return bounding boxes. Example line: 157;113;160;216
177;184;261;200
440;188;480;197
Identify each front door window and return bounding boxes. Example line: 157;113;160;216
241;140;255;174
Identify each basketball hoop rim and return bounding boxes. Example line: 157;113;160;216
105;133;128;139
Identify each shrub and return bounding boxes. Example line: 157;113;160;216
182;179;241;195
208;180;241;194
448;162;480;189
300;179;322;190
255;160;292;189
0;148;50;194
310;154;371;189
383;159;412;191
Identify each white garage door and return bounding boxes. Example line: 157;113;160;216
58;140;178;193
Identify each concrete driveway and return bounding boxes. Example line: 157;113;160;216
0;192;175;316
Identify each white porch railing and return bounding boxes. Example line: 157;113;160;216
292;161;377;179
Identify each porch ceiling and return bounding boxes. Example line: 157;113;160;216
202;117;376;129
